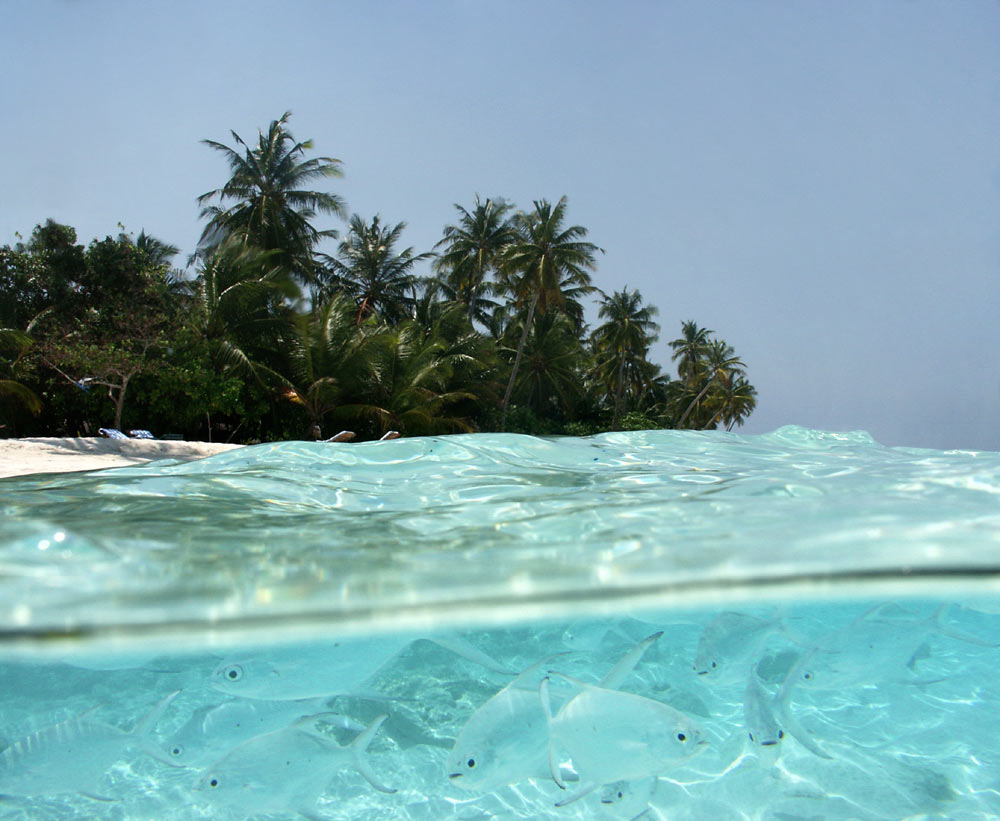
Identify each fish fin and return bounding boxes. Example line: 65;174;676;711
772;690;832;760
132;691;184;767
539;676;567;791
79;791;117;803
293;711;367;735
599;631;662;689
509;651;575;690
348;715;397;794
131;690;180;739
554;781;598;807
545;671;593;691
930;605;1000;647
429;636;514;675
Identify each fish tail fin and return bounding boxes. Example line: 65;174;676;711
349;715;396;794
599;631;662;689
539;676;567;791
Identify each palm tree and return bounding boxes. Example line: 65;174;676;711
197;111;345;284
323;214;433;325
676;338;746;428
189;241;295;376
433;195;516;326
591;287;660;428
361;319;481;436
669;320;713;386
496;197;601;430
720;375;758;430
278;293;377;439
509;310;587;421
0;328;41;419
133;230;180;268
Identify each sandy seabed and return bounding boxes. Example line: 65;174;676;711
0;437;242;478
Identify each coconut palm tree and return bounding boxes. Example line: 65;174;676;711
433;195;516;326
591;287;660;428
323;214;433;325
360;318;481;436
0;328;41;419
189;241;296;376
197;111;345;285
669;320;713;386
508;310;588;421
676;338;746;428
496;197;601;430
278;293;377;439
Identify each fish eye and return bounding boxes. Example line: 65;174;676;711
677;733;687;742
617;791;624;799
223;665;243;682
170;745;183;757
748;732;754;741
466;758;476;769
802;672;812;681
778;730;784;739
711;661;717;668
209;778;219;788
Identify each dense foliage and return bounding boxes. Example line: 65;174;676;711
1;113;756;441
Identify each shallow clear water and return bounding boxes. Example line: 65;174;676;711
1;427;999;819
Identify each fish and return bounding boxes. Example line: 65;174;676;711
692;610;789;682
599;777;658;820
780;603;997;694
447;632;663;793
193;712;395;817
742;672;784;750
163;698;363;768
0;690;178;799
540;673;707;807
212;633;510;701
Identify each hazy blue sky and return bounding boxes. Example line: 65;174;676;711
3;1;998;450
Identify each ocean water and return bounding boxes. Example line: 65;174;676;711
1;426;999;820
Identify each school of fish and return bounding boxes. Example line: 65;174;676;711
0;600;997;820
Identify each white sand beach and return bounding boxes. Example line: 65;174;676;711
0;437;242;479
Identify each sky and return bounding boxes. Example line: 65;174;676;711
2;0;998;451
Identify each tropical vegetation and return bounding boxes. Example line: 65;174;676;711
0;112;756;441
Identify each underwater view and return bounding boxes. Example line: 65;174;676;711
2;427;1000;820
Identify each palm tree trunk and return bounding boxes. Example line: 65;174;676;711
500;290;539;431
677;374;715;429
612;350;626;428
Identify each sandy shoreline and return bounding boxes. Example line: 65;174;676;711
0;437;243;478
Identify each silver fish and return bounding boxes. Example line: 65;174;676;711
212;633;510;701
781;603;996;694
447;632;663;793
692;611;786;682
0;691;178;799
164;698;362;768
540;673;707;807
193;712;395;817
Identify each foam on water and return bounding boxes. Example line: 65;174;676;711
1;427;999;818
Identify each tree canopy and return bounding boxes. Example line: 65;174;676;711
0;112;757;441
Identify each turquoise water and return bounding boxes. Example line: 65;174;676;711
1;426;1000;819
